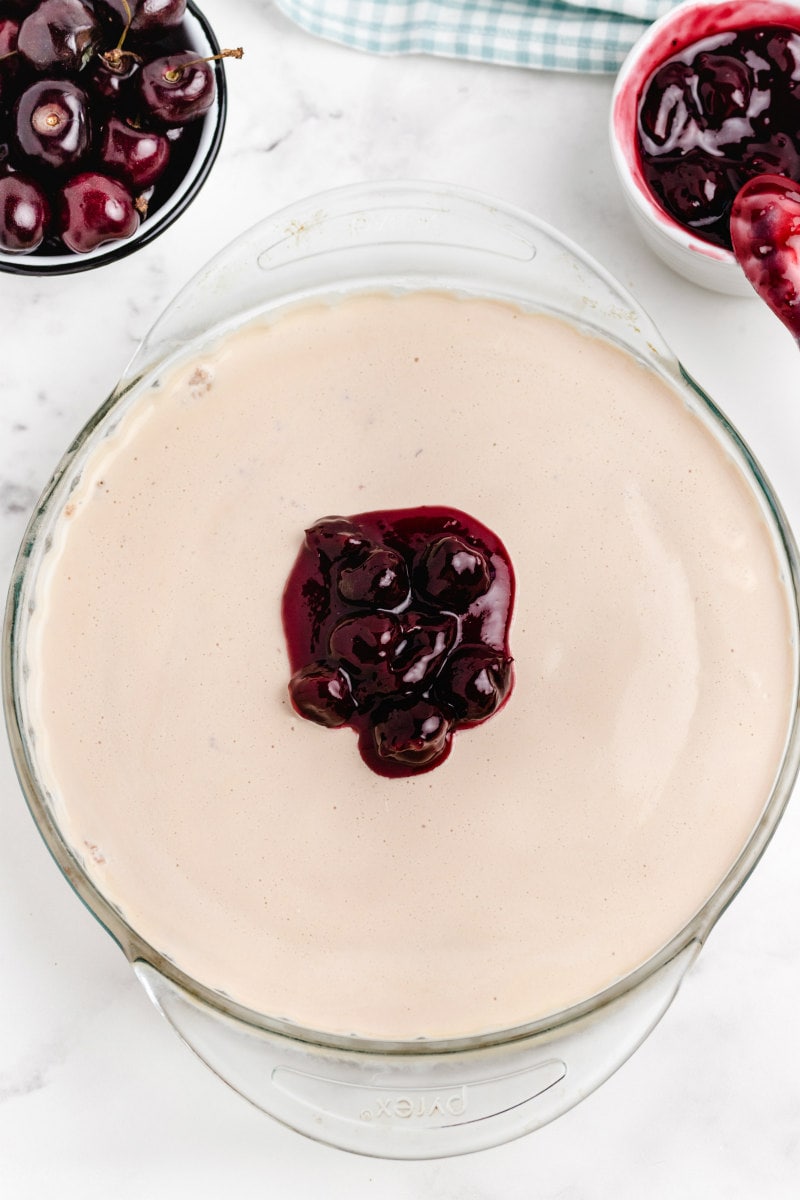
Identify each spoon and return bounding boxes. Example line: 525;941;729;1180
730;174;800;343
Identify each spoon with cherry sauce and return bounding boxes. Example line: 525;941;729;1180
730;174;800;343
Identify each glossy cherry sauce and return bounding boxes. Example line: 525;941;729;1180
730;172;800;338
282;507;515;778
637;24;800;249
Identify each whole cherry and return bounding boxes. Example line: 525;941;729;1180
288;662;355;727
305;516;369;561
329;613;400;700
0;18;21;105
14;78;91;171
414;534;492;611
17;0;100;72
99;114;169;188
695;52;753;125
740;131;800;182
58;170;139;252
88;47;142;102
99;0;187;36
337;546;409;609
0;172;50;251
437;646;513;722
372;699;452;768
638;61;696;151
391;611;457;689
0;16;20;61
650;155;735;233
139;46;241;125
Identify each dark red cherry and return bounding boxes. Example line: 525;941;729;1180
99;115;169;189
329;613;400;666
0;172;49;251
134;0;187;32
695;53;752;125
0;16;20;62
58;171;139;253
14;79;90;171
288;662;354;727
88;48;141;101
337;546;409;609
764;29;800;83
372;699;451;767
651;156;735;231
139;50;216;125
0;19;20;105
304;516;369;562
437;646;513;722
740;131;800;182
391;611;457;689
99;0;186;36
18;0;99;72
329;613;399;695
639;61;696;150
414;535;491;611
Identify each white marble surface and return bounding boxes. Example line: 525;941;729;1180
2;1;800;1194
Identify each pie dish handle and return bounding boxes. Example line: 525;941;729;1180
134;940;700;1159
118;179;677;393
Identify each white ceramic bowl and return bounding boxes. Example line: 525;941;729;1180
610;0;800;293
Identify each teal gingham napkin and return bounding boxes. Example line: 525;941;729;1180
274;0;679;73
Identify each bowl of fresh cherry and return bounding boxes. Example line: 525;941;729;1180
0;0;235;274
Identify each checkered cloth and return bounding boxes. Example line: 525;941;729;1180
274;0;678;73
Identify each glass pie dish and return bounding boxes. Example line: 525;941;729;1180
4;181;800;1158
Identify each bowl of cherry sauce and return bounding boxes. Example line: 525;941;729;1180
0;1;229;275
610;0;800;292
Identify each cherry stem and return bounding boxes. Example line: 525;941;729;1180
103;46;141;70
116;0;132;53
163;47;244;82
0;49;18;63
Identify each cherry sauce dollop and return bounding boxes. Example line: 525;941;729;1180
282;507;516;778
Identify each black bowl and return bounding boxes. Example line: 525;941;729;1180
0;1;227;276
